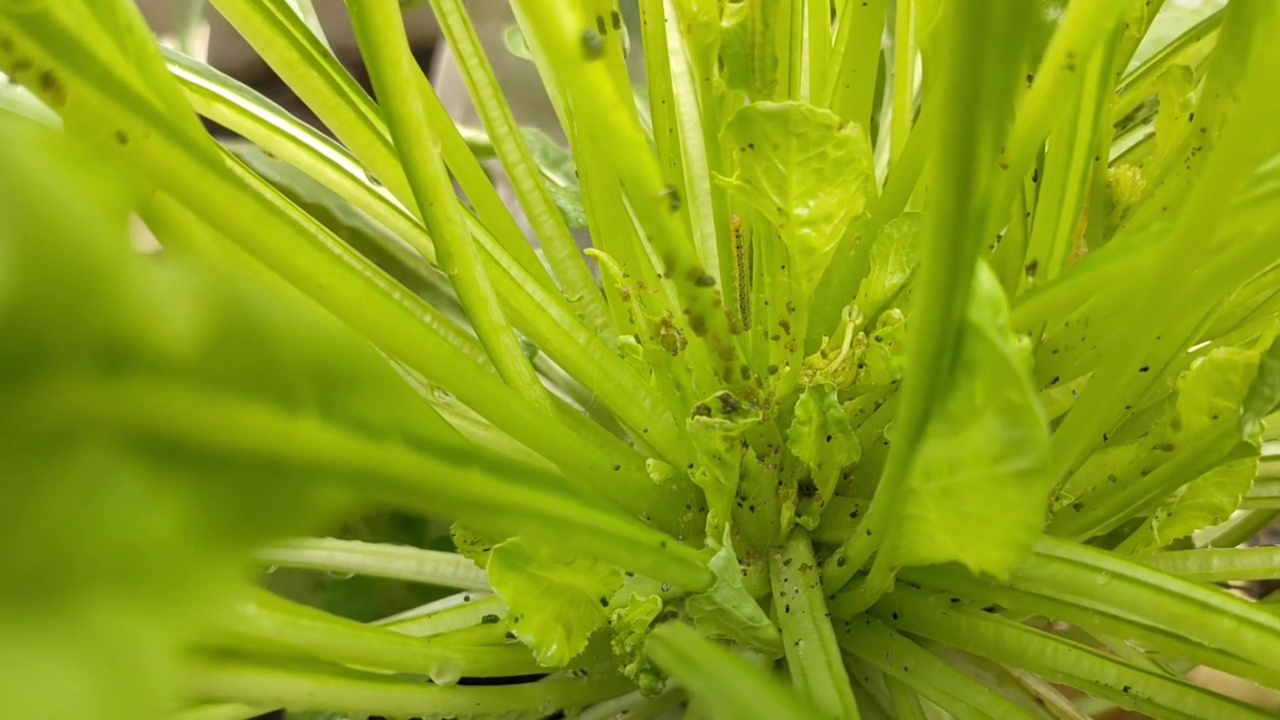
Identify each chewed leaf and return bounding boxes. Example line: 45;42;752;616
720;102;873;297
1148;457;1258;550
486;537;623;667
684;532;781;657
787;383;861;529
882;264;1052;577
1172;347;1261;442
688;393;762;539
861;309;907;387
450;523;499;569
1124;346;1267;553
609;593;666;696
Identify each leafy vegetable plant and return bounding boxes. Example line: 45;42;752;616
4;0;1280;717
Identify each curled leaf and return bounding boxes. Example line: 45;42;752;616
684;532;782;657
787;383;861;529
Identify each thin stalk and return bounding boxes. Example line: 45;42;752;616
211;0;553;289
183;655;633;719
165;51;695;469
885;678;928;720
639;0;684;184
666;1;726;286
889;0;913;165
1203;509;1280;548
424;0;610;336
867;586;1276;720
254;538;490;590
378;593;506;636
898;562;1279;690
511;0;749;397
998;0;1130;205
769;530;861;720
646;623;824;720
209;589;541;681
825;0;886;124
1017;538;1280;677
1142;547;1280;583
837;618;1039;720
804;0;830;104
350;0;551;411
166;703;269;720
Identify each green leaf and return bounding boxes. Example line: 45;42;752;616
861;308;908;387
486;537;624;667
522;127;587;229
850;214;921;332
0;111;357;720
1173;347;1261;443
608;593;666;696
880;264;1051;577
688;393;763;538
450;523;499;570
788;383;861;529
684;533;782;657
1120;346;1266;552
1242;335;1280;438
1143;457;1258;551
720;102;873;299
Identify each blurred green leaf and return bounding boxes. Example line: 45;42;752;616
0;108;378;720
880;264;1052;577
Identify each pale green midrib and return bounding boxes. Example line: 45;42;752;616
254;537;491;591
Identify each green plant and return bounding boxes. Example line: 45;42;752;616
3;0;1280;717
